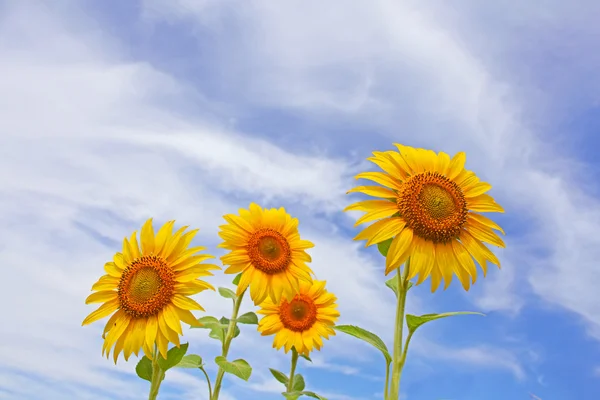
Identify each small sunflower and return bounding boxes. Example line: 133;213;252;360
345;144;505;292
257;280;339;356
218;203;315;305
82;219;219;363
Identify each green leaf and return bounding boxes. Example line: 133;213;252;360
135;356;153;382
292;374;306;391
385;277;413;297
175;354;203;368
269;368;289;386
158;343;189;371
236;311;259;324
299;354;312;363
214;356;252;381
377;238;393;257
232;273;242;285
334;325;391;364
284;391;328;400
209;326;226;342
191;316;220;329
218;287;237;300
406;312;485;334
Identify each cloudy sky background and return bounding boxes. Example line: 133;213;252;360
1;0;600;399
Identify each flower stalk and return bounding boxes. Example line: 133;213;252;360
286;347;300;394
388;258;411;400
211;289;247;400
148;346;165;400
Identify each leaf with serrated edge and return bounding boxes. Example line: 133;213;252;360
176;354;203;368
192;316;220;329
158;343;189;371
214;356;252;381
406;312;485;334
385;277;413;297
236;312;259;324
292;374;305;391
334;325;391;364
135;356;153;382
300;354;312;363
218;287;236;300
269;368;289;386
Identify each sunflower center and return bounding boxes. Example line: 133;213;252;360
279;295;317;332
247;229;291;274
117;255;175;318
397;171;468;243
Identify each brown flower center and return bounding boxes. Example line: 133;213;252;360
117;255;175;318
279;295;317;332
397;171;468;243
247;228;291;274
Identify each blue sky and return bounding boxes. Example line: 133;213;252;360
1;0;600;399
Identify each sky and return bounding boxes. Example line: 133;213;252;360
1;0;600;399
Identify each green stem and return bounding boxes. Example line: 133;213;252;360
286;347;300;394
388;258;411;400
211;289;246;400
200;366;213;399
383;361;391;400
148;346;165;400
399;330;415;373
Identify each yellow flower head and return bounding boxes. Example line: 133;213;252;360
257;280;339;357
82;219;219;363
219;203;315;305
345;144;505;292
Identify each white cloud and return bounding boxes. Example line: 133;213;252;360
4;1;600;399
139;0;600;342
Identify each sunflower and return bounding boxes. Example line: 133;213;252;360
257;280;339;356
82;219;219;363
344;144;505;292
218;203;314;305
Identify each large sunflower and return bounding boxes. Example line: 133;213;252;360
345;144;505;292
219;203;314;305
82;219;219;363
257;280;339;356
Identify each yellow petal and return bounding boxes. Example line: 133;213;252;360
451;240;478;284
446;151;466;180
174;307;202;327
167;229;199;262
467;213;505;235
407;237;435;282
344;199;397;212
354;172;403;191
162;303;183;335
365;219;406;247
103;262;122;277
171;294;205;311
155;220;175;256
465;220;505;248
145;314;158;350
82;298;119;326
435;151;451;176
346;185;397;198
466;194;505;213
460;230;500;276
354;206;400;227
140;218;155;255
434;243;455;290
464;182;492;198
85;291;117;304
129;231;140;260
385;228;414;273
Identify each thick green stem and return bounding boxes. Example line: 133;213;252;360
286;347;300;394
148;346;165;400
388;258;410;400
211;289;246;400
